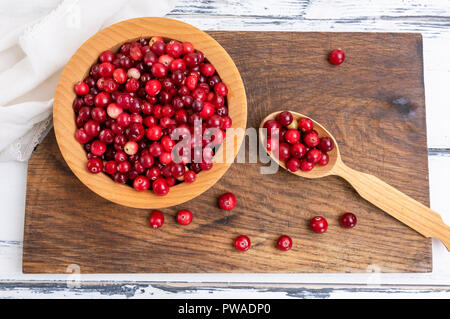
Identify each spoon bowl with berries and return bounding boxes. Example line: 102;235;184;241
260;110;450;250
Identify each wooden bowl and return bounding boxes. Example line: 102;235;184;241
53;17;247;209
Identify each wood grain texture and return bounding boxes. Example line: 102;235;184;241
23;31;432;274
53;17;247;209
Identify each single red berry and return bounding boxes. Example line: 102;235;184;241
290;143;306;159
87;158;103;174
310;216;328;233
184;170;196;183
300;159;314;171
176;209;193;225
329;49;345;65
214;82;228;96
340;212;357;228
200;63;215;77
113;68;127;84
303;132;320;148
306;148;322;163
133;175;150;191
317;153;329;166
234;235;251;252
99;50;114;63
166;40;183;58
182;42;194;54
218;192;236;210
276;111;293;127
286;158;301;172
277;235;293;251
277;142;291;161
284;129;301;144
75;128;90;144
318;137;335;153
264;120;281;137
266;138;279;152
149;210;164;228
152;178;169;196
90;140;106;156
145;79;161;96
146;125;163;141
74;81;89;95
104;161;118;175
298;118;314;133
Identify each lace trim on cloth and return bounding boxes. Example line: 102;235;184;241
0;115;53;162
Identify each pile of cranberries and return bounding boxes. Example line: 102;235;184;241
73;36;231;196
264;111;334;172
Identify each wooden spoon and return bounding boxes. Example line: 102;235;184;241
260;111;450;250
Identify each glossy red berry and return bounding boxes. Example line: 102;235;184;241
277;235;293;251
87;158;103;174
306;148;322;163
310;216;328;233
286;158;301;172
234;235;251;252
329;49;345;65
266;138;279;152
300;159;314;171
145;79;161;96
74;81;89;95
184;170;196;183
75;128;90;144
284;129;301;144
176;209;193;225
340;212;357;228
90;140;106;156
317;153;329;166
303;132;320;148
218;192;236;210
152;178;169;196
298;118;313;133
290;143;306;159
263;120;281;137
149;210;164;228
277;142;291;161
276;111;293;127
133;176;150;191
318;137;335;153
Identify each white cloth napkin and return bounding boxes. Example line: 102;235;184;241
0;0;178;161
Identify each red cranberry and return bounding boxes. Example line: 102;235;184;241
74;81;89;95
124;141;138;155
340;212;357;228
284;129;301;144
145;79;161;96
277;142;291;161
184;52;200;67
84;120;100;137
149;210;164;228
130;45;143;61
176;209;193;225
133;175;150;191
276;111;293;127
277;235;293;251
303;132;320;148
98;62;115;78
104;161;117;175
184;170;196;183
146;166;161;181
200;102;215;119
318;137;334;153
116;112;131;127
182;42;194;54
152;178;169;196
117;161;131;173
290;143;306;159
87;158;103;174
310;216;328;233
306;149;322;163
166;40;183;58
126;123;145;141
329;49;345;65
234;235;250;252
75;128;90;144
149;142;163;157
298;118;313;133
151;62;167;78
99;50;114;63
125;78;139;92
263;120;281;137
286;158;301;172
98;129;114;144
200;161;213;171
146;125;163;141
169;58;186;72
94;92;111;108
300;159;314;171
214;82;228;96
200;63;215;77
266;138;279;152
317;153;329;166
151;40;166;56
218;192;236;210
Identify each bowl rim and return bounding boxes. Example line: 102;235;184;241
53;17;247;209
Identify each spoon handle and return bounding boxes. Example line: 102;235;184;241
334;162;450;250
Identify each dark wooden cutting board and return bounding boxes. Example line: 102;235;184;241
23;32;431;273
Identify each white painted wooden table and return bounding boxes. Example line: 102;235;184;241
1;0;450;298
